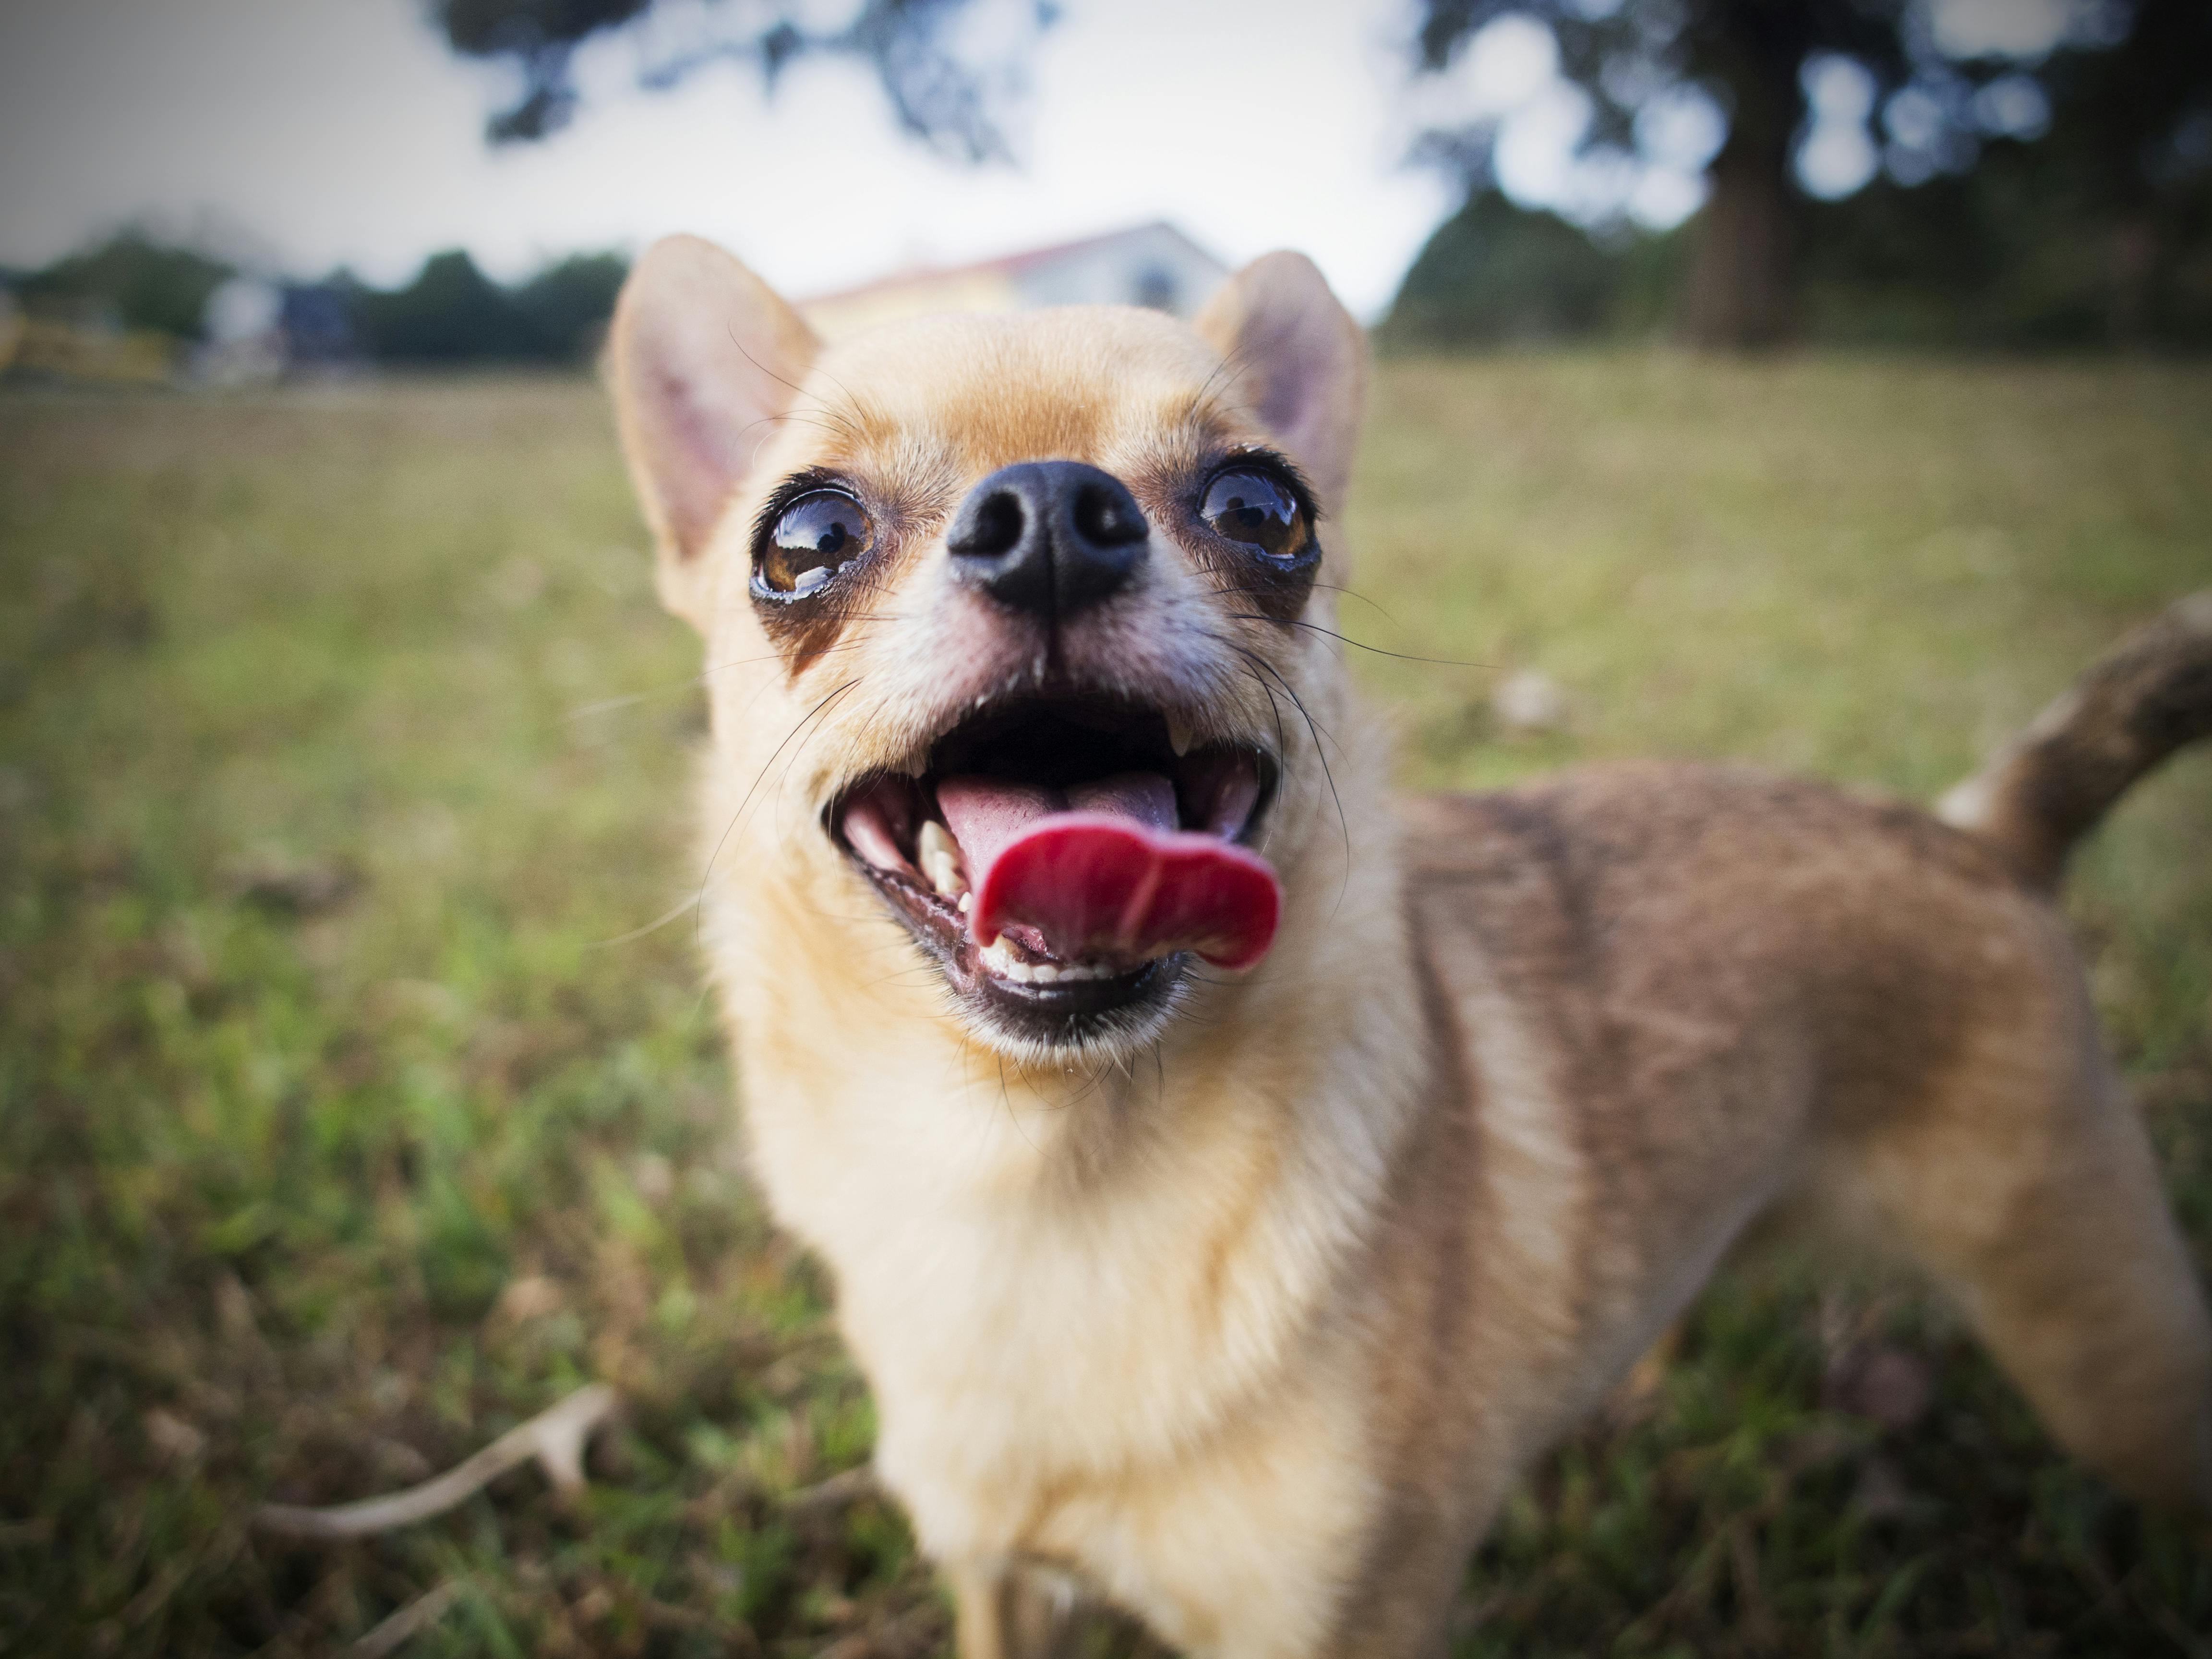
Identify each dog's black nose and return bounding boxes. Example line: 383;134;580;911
945;461;1148;620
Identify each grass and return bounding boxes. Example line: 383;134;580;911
1;354;2207;1657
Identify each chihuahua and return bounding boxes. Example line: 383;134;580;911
605;235;2212;1658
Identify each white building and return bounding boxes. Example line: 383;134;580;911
799;222;1229;342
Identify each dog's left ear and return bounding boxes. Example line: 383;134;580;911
609;235;820;631
1193;252;1368;516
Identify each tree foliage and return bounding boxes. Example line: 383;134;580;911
1415;0;1914;173
13;233;235;341
1382;193;1677;349
432;0;1050;157
349;249;631;362
1407;0;2212;349
6;235;631;367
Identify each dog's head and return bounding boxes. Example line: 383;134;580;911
609;236;1367;1062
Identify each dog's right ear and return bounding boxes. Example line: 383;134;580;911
609;235;819;631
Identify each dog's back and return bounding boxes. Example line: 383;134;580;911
1329;605;2212;1644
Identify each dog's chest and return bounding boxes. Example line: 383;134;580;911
737;1037;1388;1544
833;1195;1377;1652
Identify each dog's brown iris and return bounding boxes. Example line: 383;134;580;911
1201;469;1306;562
758;491;872;597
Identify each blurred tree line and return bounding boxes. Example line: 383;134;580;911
1387;0;2212;351
5;235;628;366
9;235;238;342
346;250;629;362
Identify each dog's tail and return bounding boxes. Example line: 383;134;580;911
1937;591;2212;890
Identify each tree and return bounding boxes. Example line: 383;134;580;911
514;252;632;359
345;249;633;363
1382;192;1643;348
2021;0;2212;342
1410;0;2212;349
432;0;1052;157
352;251;545;362
15;232;234;340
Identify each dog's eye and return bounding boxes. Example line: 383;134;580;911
758;491;872;598
1200;469;1306;562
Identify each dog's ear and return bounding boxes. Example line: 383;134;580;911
1193;252;1367;516
609;235;819;630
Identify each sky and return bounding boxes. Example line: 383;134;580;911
0;0;2069;320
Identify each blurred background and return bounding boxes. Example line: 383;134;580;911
3;2;2209;1655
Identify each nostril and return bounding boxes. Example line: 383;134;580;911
949;491;1025;559
945;461;1145;619
1072;483;1146;548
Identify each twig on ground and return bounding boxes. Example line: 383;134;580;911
255;1384;618;1539
353;1579;465;1659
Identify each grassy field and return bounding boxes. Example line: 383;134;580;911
2;356;2208;1657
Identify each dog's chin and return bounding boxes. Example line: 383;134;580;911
825;692;1277;1060
865;878;1195;1060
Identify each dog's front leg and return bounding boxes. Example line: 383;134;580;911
947;1559;1084;1659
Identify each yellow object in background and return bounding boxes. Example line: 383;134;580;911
6;313;175;385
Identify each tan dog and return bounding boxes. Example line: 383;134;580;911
605;234;2212;1658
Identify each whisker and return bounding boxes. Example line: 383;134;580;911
1200;578;1400;627
1222;614;1487;669
1235;648;1350;914
694;677;863;945
725;328;868;449
584;893;697;950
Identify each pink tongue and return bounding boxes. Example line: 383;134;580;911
936;774;1280;972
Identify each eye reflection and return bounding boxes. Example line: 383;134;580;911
758;491;872;597
1200;468;1307;562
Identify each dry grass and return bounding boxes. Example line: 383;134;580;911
1;355;2207;1656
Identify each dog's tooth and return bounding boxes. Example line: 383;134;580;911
958;892;973;914
1166;710;1195;757
917;822;968;897
1031;963;1061;984
978;935;1041;983
917;821;970;899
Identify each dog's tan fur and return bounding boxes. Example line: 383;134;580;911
607;234;2212;1657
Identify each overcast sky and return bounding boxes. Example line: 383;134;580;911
0;0;2065;318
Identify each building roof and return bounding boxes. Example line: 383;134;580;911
795;221;1222;310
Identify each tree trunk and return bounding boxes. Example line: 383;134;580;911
1676;0;1809;354
1679;119;1800;349
2107;216;2157;347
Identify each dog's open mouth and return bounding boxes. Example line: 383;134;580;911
831;697;1280;1033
